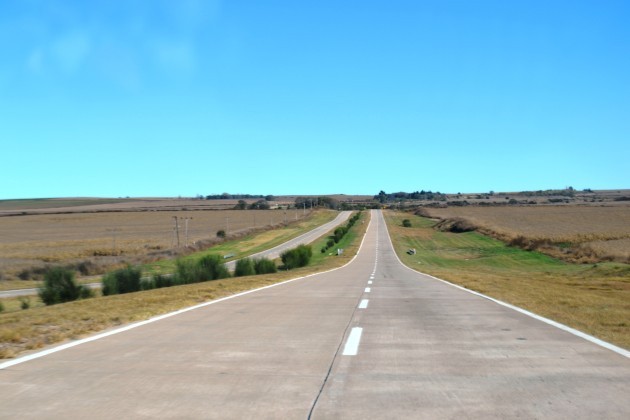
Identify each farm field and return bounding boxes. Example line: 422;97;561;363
422;205;630;262
0;209;313;282
0;197;295;215
0;211;369;359
385;211;630;350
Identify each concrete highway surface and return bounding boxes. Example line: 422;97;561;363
1;210;628;418
0;211;352;299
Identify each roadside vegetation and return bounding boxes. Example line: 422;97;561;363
0;211;369;359
0;208;320;286
0;210;336;291
38;267;93;305
319;212;362;255
141;210;337;277
419;205;630;263
384;211;630;350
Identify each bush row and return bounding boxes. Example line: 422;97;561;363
321;212;362;253
234;257;278;277
100;255;279;296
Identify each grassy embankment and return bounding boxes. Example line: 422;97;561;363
385;211;630;350
142;210;340;275
422;205;630;263
0;211;368;359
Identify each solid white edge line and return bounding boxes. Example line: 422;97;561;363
379;210;630;359
358;299;369;309
342;327;363;355
0;211;376;370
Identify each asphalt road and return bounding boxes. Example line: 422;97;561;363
224;211;352;271
1;210;628;419
0;211;352;299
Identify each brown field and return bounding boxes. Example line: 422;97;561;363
0;195;373;216
0;209;310;281
422;205;630;262
0;212;370;359
0;197;296;215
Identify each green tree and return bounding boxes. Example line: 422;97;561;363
249;199;270;210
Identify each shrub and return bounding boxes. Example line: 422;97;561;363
216;229;226;238
153;274;174;288
281;245;313;270
333;227;347;243
254;258;277;274
79;287;94;299
234;258;256;277
402;219;412;227
0;301;4;313
321;247;327;253
174;259;202;284
19;297;30;310
140;278;156;290
175;255;230;284
39;267;89;305
77;260;98;276
326;239;335;248
102;266;142;296
139;274;175;291
198;255;231;280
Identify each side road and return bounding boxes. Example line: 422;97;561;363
0;211;352;298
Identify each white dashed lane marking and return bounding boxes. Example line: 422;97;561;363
342;327;363;356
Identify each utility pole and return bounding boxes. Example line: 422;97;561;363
182;217;192;247
173;216;180;247
106;228;120;255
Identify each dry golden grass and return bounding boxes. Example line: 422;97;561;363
585;239;630;261
0;212;369;360
386;211;630;350
0;209;310;280
424;205;630;262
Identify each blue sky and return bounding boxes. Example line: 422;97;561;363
1;0;628;199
